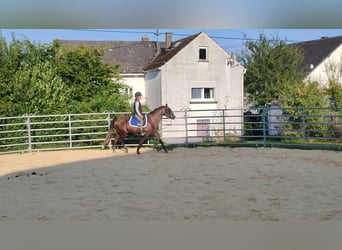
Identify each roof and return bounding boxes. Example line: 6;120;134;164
55;32;203;74
291;35;342;72
54;39;163;74
144;32;202;71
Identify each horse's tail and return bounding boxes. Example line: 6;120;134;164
103;118;116;145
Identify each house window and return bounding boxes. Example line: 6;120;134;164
124;87;133;98
191;87;214;100
199;47;207;60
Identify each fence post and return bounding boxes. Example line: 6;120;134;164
184;109;189;145
26;114;32;152
68;114;72;148
106;113;112;149
262;107;267;147
222;109;226;142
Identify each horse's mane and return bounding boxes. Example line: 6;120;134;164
148;105;165;115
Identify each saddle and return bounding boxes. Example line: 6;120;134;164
129;115;148;128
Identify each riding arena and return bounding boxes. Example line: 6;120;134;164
1;145;341;221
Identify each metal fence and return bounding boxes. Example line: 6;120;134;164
1;107;341;154
162;107;341;150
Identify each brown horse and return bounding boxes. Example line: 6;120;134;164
103;104;176;154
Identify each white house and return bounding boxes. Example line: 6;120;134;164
55;32;245;142
144;32;244;110
143;32;245;142
292;35;342;88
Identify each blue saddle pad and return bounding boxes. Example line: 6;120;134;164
129;115;147;128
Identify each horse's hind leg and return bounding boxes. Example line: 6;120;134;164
113;134;128;153
120;138;128;153
118;134;128;153
123;144;128;153
111;134;121;152
136;134;148;154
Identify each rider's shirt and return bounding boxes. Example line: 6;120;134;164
133;99;143;117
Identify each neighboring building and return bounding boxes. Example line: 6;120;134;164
292;35;342;88
265;36;342;136
55;32;245;142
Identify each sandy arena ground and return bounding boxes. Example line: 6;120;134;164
0;146;341;221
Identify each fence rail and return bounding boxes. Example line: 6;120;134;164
1;107;341;154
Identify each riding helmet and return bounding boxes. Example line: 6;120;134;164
135;92;142;97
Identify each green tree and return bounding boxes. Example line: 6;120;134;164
10;61;71;114
0;34;71;116
0;34;12;115
282;81;327;108
322;60;342;110
325;81;342;110
0;33;131;116
54;44;130;113
240;34;305;106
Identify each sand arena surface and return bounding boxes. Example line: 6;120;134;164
0;146;341;221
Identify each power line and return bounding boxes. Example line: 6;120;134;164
67;29;254;42
70;29;302;43
68;29;157;35
65;29;302;53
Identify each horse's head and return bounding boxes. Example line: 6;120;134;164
163;104;176;119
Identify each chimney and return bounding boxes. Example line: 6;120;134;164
165;32;172;48
141;35;150;43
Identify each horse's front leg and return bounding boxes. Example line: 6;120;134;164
154;133;168;153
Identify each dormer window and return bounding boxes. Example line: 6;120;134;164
199;47;208;61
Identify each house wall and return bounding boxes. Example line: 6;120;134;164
144;70;161;110
306;44;342;88
156;32;244;141
160;32;244;112
121;74;146;105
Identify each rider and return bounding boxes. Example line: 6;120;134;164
133;91;144;136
